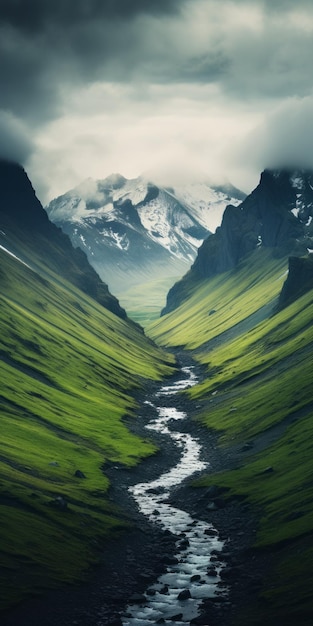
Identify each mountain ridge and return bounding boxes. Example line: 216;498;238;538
0;159;127;320
162;168;313;314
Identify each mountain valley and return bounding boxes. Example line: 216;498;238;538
148;169;313;626
0;160;176;612
45;174;244;323
1;162;313;626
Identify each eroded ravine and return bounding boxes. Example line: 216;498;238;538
121;366;226;626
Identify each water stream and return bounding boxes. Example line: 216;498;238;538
121;366;225;626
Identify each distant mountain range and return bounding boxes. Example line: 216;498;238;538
163;168;313;314
45;174;245;295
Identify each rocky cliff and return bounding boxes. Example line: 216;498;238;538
0;160;127;319
162;169;313;314
278;255;313;309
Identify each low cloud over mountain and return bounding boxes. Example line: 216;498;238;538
1;1;313;199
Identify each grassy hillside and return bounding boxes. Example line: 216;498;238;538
147;249;313;625
0;247;175;610
117;273;185;326
148;249;287;348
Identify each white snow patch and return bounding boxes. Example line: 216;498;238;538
100;229;130;251
173;183;241;233
47;195;115;222
0;244;31;269
290;174;305;191
137;190;205;259
113;178;148;206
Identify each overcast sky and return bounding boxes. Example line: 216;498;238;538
1;0;313;203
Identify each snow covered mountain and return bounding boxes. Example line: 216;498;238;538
46;174;244;299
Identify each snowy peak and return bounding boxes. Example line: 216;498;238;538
47;173;244;236
45;172;245;296
171;181;244;233
112;176;156;207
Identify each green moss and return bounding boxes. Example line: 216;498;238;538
183;287;313;448
195;409;313;545
0;248;175;609
148;249;287;348
194;409;313;625
117;273;185;326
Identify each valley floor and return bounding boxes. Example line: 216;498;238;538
1;357;272;626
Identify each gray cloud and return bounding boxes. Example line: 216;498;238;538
236;97;313;171
1;0;313;190
223;95;313;194
0;27;61;121
259;0;313;10
0;112;33;164
151;51;230;84
220;0;313;9
0;1;189;127
2;0;312;124
0;0;183;32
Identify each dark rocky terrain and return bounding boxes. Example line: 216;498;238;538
278;254;313;309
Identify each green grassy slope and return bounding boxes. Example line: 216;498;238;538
147;250;313;625
117;273;185;326
148;249;287;348
0;248;175;610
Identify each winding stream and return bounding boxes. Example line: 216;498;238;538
121;366;225;626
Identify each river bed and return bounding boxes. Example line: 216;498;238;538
120;366;226;626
